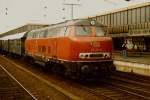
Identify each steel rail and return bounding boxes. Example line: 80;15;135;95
0;64;37;100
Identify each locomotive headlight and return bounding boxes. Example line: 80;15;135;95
79;53;89;59
79;53;86;59
103;53;110;58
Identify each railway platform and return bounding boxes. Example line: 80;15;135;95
0;65;35;100
113;51;150;77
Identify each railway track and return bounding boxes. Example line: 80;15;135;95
74;70;150;99
0;55;80;100
1;55;150;100
0;55;109;100
112;71;150;84
0;64;36;100
79;81;148;100
108;72;150;99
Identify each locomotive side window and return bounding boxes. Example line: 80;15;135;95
47;29;52;37
43;30;48;38
38;30;43;38
53;28;59;36
27;32;33;39
75;26;92;36
57;27;68;36
36;31;40;38
47;28;58;37
38;30;47;38
56;27;67;36
32;32;36;38
96;27;105;36
64;26;71;36
56;27;63;36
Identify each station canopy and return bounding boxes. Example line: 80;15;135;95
0;32;27;40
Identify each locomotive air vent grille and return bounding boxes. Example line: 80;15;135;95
79;52;110;59
89;54;103;58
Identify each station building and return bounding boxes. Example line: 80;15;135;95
89;2;150;52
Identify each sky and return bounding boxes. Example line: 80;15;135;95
0;0;149;33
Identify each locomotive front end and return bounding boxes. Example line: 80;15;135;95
70;37;114;78
67;20;115;79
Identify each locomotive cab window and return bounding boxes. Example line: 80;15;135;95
75;26;92;36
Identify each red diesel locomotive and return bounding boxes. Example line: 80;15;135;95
25;19;115;79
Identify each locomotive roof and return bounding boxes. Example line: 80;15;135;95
31;19;104;32
0;32;27;40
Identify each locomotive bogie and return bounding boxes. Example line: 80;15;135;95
53;60;115;79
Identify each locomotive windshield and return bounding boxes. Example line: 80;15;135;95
75;26;92;36
96;27;105;36
75;25;105;36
